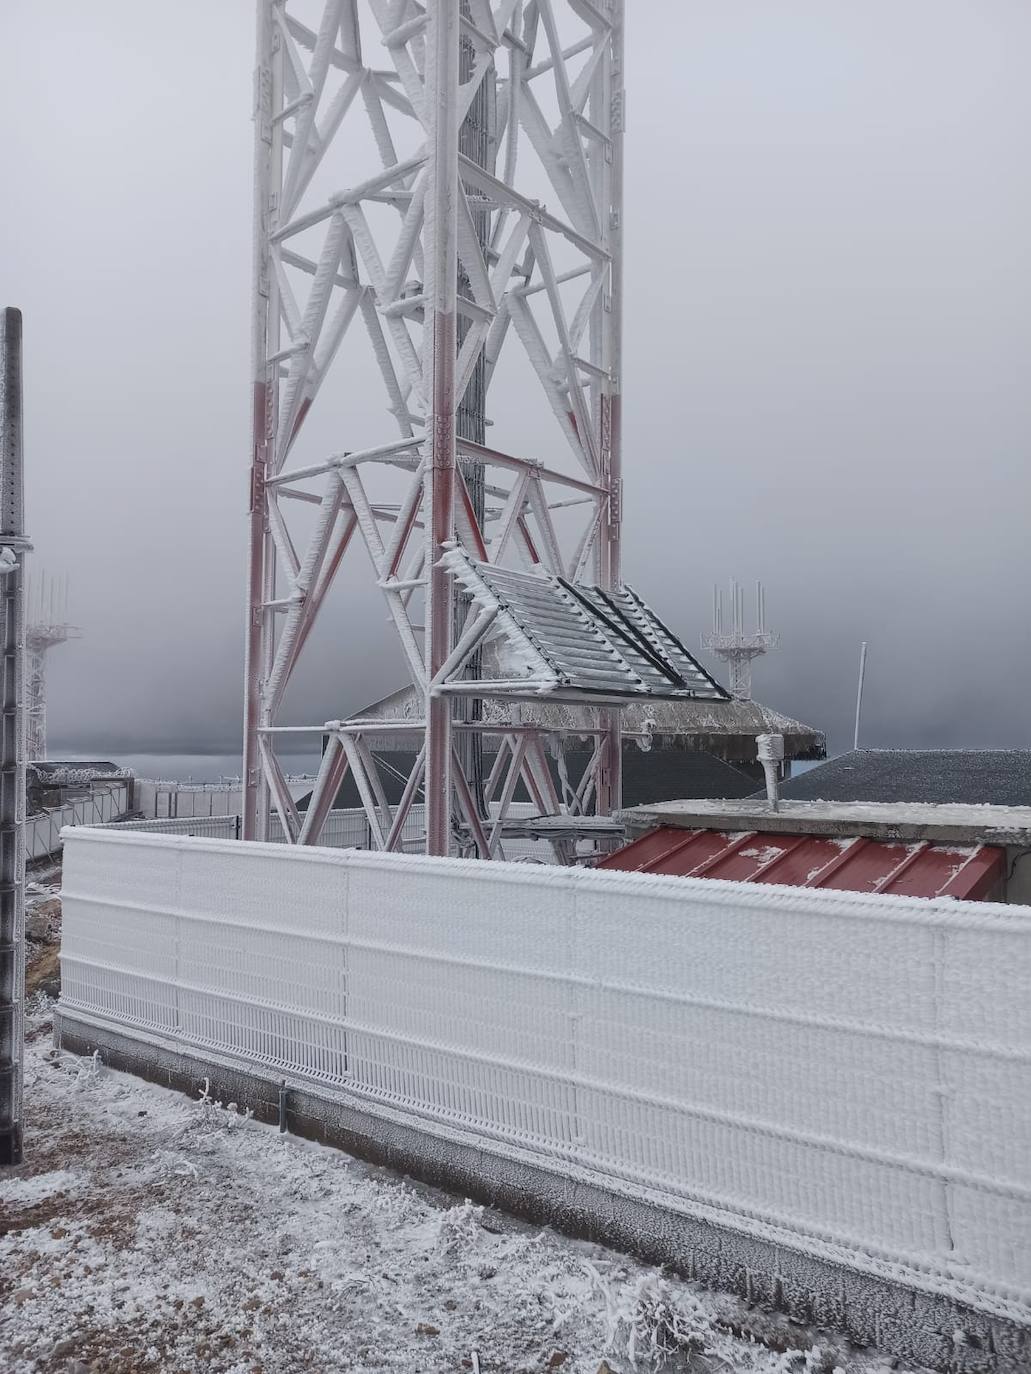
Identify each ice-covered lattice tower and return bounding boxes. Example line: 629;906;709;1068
242;1;730;857
701;581;778;701
25;571;76;761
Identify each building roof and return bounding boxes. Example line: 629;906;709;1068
620;797;1031;848
29;761;126;780
564;747;760;806
774;749;1031;807
441;550;728;704
599;825;1005;901
349;685;825;764
300;746;760;813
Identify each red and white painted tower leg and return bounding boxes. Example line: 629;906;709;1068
239;2;634;853
423;0;461;856
594;3;626;818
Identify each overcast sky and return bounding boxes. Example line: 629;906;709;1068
2;1;1029;760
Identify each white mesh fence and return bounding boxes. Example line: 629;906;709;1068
27;783;131;861
57;829;1031;1319
101;808;417;849
103;815;242;840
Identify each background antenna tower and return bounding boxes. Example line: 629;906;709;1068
701;580;779;701
25;569;77;761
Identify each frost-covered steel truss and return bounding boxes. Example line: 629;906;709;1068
244;0;625;854
24;573;74;762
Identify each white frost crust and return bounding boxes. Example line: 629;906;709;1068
56;826;1031;1328
440;544;561;692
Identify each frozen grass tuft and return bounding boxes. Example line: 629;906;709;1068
586;1264;715;1371
193;1077;254;1131
434;1199;489;1259
70;1049;102;1092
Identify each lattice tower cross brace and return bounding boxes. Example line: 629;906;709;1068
242;2;626;852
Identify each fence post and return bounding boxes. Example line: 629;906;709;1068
0;308;28;1165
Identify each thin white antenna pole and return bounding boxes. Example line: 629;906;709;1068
853;641;868;752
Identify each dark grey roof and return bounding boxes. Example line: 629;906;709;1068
299;746;758;813
353;681;826;762
443;550;729;703
773;750;1031;807
570;747;760;807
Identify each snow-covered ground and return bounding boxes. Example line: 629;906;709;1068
0;1003;918;1374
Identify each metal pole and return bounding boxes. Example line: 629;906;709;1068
605;2;625;595
1;307;28;1166
243;0;279;840
455;3;495;822
594;4;625;816
424;0;460;856
853;641;868;752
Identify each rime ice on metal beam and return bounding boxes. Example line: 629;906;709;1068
438;547;730;704
242;2;630;852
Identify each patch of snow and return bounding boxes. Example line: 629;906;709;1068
0;1167;83;1207
738;846;785;865
0;1002;920;1374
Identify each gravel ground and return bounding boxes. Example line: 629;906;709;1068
0;997;919;1374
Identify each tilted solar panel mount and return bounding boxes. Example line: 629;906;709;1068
437;547;730;706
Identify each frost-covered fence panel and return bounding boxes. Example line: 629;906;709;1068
27;784;130;860
103;815;242;840
57;829;1031;1318
102;809;416;849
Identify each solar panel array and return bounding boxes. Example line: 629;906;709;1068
455;558;729;702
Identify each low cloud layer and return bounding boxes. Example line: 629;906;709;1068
3;0;1028;761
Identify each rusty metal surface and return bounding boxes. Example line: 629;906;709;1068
600;825;1005;901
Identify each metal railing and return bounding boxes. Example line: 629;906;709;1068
101;802;554;859
101;814;241;840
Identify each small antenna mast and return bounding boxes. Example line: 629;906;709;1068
701;579;779;701
853;641;868;752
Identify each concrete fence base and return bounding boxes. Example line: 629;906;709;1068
55;1010;1029;1374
